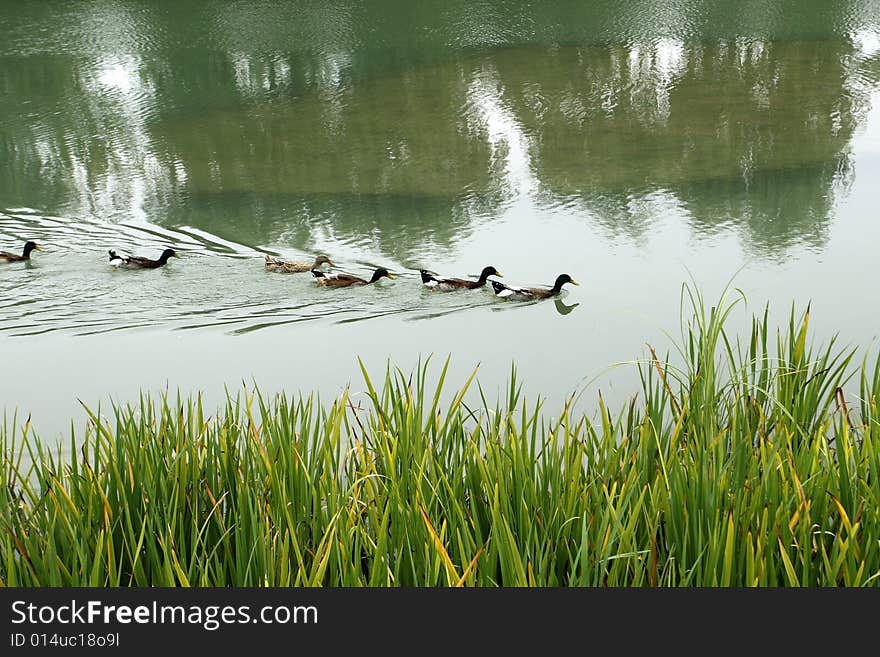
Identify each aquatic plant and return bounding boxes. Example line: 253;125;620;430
2;286;878;586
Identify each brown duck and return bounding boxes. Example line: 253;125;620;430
109;248;179;269
265;254;333;273
0;241;43;262
311;267;395;288
490;274;579;300
419;266;502;290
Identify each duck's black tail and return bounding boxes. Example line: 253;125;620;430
311;269;325;278
491;280;508;295
419;269;436;284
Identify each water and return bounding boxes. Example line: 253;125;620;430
3;1;880;440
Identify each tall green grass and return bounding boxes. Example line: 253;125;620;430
2;286;879;586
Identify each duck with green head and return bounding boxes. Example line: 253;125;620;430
0;240;43;262
491;274;579;300
312;267;396;288
109;248;179;269
419;265;502;290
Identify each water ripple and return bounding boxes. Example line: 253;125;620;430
0;210;513;336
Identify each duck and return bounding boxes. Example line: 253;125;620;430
265;254;333;273
311;267;395;288
419;266;502;290
490;274;579;300
109;248;179;269
0;240;43;262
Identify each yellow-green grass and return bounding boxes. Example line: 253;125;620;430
2;286;879;586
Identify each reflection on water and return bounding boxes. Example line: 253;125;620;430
2;2;880;259
554;298;579;315
4;1;880;437
0;208;571;336
498;39;874;252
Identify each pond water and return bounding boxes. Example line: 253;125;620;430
3;1;880;440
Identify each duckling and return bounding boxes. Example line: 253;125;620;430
312;267;395;288
265;254;333;273
419;266;502;290
490;274;579;300
0;240;42;262
109;248;179;269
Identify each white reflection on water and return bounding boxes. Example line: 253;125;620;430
466;67;535;198
628;38;687;124
852;28;880;58
83;54;167;224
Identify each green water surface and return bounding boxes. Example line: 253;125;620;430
2;1;880;438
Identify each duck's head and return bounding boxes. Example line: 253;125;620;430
23;241;42;256
553;274;579;290
160;248;179;262
370;267;396;283
314;255;334;267
479;266;502;281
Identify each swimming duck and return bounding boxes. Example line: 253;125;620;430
0;241;43;262
419;266;502;290
265;254;333;273
312;267;395;288
109;248;179;269
490;274;579;300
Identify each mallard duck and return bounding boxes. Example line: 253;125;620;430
311;267;395;288
265;254;333;273
419;266;502;290
109;248;179;269
0;240;42;262
490;274;579;300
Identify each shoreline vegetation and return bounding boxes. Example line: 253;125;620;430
2;286;879;586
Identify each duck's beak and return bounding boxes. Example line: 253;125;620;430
495;272;503;278
386;273;397;279
571;279;580;286
34;245;43;251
